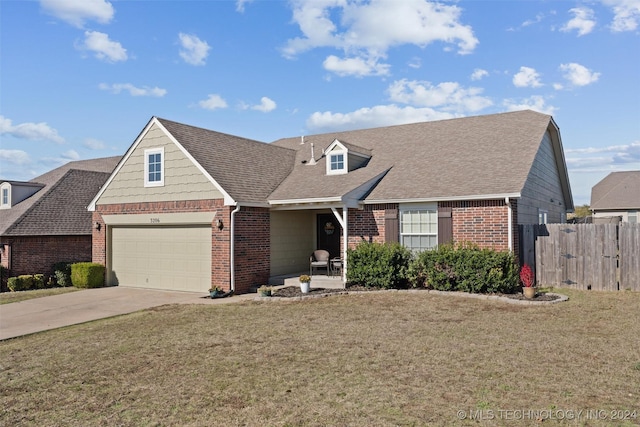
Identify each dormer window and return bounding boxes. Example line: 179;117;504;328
330;153;345;173
1;187;9;208
144;148;164;187
325;139;371;176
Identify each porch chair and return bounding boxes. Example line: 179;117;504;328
310;250;330;276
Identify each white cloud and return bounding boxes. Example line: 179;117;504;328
99;83;167;97
0;149;31;166
561;7;596;36
62;150;80;161
559;63;600;87
513;66;543;88
565;141;640;173
387;79;492;113
0;115;65;144
78;31;127;62
198;94;228;110
251;97;277;113
471;68;488;81
283;0;478;77
178;33;210;66
236;0;254;13
602;0;640;32
40;0;114;28
521;13;545;28
306;104;455;132
323;55;390;77
83;138;105;150
408;57;422;69
503;95;557;115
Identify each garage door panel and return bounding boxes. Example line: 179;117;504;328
111;226;212;292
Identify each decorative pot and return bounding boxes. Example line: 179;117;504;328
523;286;537;299
259;290;271;297
300;281;310;293
210;290;220;298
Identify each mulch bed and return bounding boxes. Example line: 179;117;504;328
270;285;562;301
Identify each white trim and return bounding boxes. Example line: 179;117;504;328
102;211;216;225
363;193;521;205
506;197;513;252
144;147;164;187
0;184;10;209
327;151;347;175
88;117;237;211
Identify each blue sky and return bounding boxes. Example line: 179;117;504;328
1;0;639;206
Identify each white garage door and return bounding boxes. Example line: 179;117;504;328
110;226;211;292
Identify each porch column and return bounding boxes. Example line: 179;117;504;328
331;206;348;287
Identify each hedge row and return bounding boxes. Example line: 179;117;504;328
6;262;105;292
347;242;520;294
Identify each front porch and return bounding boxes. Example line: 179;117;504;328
268;272;345;290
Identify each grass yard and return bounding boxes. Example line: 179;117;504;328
1;289;639;426
0;287;79;305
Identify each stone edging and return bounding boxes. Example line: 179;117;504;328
253;289;569;305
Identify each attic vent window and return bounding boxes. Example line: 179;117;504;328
144;148;164;187
1;188;8;207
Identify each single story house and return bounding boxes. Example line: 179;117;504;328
591;171;640;224
89;110;573;294
0;157;121;281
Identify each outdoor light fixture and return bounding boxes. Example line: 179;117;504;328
94;222;101;231
216;219;224;230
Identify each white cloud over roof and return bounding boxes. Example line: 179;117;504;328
561;7;597;36
0;115;65;144
77;31;127;62
387;79;492;113
99;83;167;97
178;33;211;66
40;0;114;28
513;66;543;88
559;63;600;87
603;0;640;31
198;94;228;110
283;0;478;77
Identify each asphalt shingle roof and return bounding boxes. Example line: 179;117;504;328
271;110;554;202
157;118;296;204
0;157;121;236
591;171;640;210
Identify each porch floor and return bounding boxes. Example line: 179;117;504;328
268;272;345;290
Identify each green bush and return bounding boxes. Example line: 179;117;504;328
347;242;413;289
71;262;106;288
7;275;38;292
33;274;45;289
409;243;519;294
53;261;73;287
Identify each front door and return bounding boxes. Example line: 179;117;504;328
316;213;341;259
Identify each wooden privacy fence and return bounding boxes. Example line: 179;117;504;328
519;223;640;291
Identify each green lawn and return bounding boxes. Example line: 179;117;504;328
0;287;79;305
1;289;639;426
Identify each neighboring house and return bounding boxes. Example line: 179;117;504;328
0;157;121;279
590;171;640;224
89;110;573;294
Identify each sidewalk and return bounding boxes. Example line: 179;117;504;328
0;287;255;340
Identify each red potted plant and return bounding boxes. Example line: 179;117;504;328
520;264;536;299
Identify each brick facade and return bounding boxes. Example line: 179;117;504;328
0;235;93;278
93;200;268;294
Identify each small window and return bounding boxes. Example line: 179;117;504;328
330;153;344;171
538;209;548;224
1;188;8;206
144;148;164;187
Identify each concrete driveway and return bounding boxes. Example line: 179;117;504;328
0;287;255;340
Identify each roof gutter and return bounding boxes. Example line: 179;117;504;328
230;204;241;292
363;193;521;205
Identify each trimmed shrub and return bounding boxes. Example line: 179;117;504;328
347;242;413;289
53;261;73;287
71;263;106;289
7;275;37;292
33;274;45;289
7;277;19;292
409;243;519;294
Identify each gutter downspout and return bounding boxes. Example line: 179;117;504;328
230;204;241;292
505;197;513;252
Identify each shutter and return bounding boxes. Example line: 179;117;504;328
385;209;399;243
438;206;453;245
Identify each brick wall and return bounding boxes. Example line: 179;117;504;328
233;207;270;293
2;235;92;277
347;204;394;248
440;200;511;251
93;200;268;294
